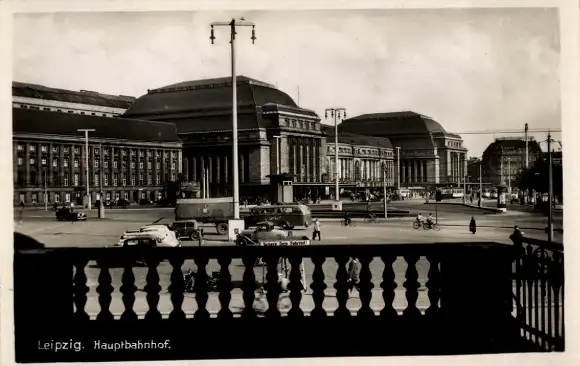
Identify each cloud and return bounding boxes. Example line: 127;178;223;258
12;9;561;156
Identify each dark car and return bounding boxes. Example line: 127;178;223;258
56;207;87;221
172;220;203;240
115;199;130;207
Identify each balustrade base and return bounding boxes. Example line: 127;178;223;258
16;317;544;363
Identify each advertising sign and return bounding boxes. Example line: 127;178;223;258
259;240;311;247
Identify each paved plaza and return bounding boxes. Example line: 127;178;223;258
14;205;562;318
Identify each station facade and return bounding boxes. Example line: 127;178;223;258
12;78;468;204
338;112;468;191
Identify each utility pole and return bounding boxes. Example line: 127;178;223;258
44;168;48;211
500;151;504;184
547;132;553;242
525;123;529;168
383;166;388;219
507;157;511;194
325;108;347;205
463;174;466;204
78;129;95;209
211;18;256;219
479;162;483;208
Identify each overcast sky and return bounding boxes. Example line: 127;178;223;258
13;9;561;156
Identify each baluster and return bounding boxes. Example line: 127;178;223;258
526;245;534;342
241;255;258;319
380;255;398;319
425;255;441;318
264;256;282;318
168;256;186;321
73;259;90;321
96;261;114;321
194;257;210;319
144;258;162;321
402;254;421;318
551;251;564;350
309;256;327;318
333;255;351;318
537;247;548;349
287;255;304;318
217;256;234;319
357;256;374;318
514;243;524;338
120;265;138;321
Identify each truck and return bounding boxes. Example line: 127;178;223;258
175;197;235;235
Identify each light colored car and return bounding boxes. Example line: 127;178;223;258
116;224;181;247
235;221;309;246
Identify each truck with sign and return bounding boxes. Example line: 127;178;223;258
175;197;234;235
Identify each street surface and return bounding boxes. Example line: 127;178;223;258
14;202;563;318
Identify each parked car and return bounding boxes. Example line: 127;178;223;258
172;220;203;240
116;224;180;247
56;207;87;221
115;199;130;207
235;221;309;246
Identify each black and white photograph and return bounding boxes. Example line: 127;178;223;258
2;0;576;365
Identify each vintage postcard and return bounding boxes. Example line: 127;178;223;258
1;0;576;365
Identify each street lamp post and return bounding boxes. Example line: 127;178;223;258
78;129;95;209
210;18;256;220
324;108;347;205
547;132;554;242
396;147;401;190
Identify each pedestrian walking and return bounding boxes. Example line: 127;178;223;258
347;257;360;296
469;216;477;234
312;218;321;241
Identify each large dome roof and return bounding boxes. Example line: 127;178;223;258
339;111;454;137
123;76;298;119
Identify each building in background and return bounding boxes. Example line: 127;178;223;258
481;137;543;187
13;108;182;206
122;76;326;201
323;126;395;196
13;81;135;117
338;112;467;191
466;157;482;183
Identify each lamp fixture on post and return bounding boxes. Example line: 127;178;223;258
324;107;346;210
210;18;256;220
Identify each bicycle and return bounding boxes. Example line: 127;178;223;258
364;214;380;223
341;219;357;227
422;221;440;231
412;220;424;229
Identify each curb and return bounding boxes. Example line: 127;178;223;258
425;202;503;213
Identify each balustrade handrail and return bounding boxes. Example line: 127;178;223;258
17;242;513;261
518;236;563;251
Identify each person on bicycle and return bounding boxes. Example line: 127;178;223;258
426;213;434;227
416;212;425;224
368;208;376;220
344;211;352;226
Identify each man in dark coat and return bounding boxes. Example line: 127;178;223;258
347;257;360;295
469;216;477;234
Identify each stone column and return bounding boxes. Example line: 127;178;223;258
214;154;220;184
192;154;197;182
240;152;245;183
